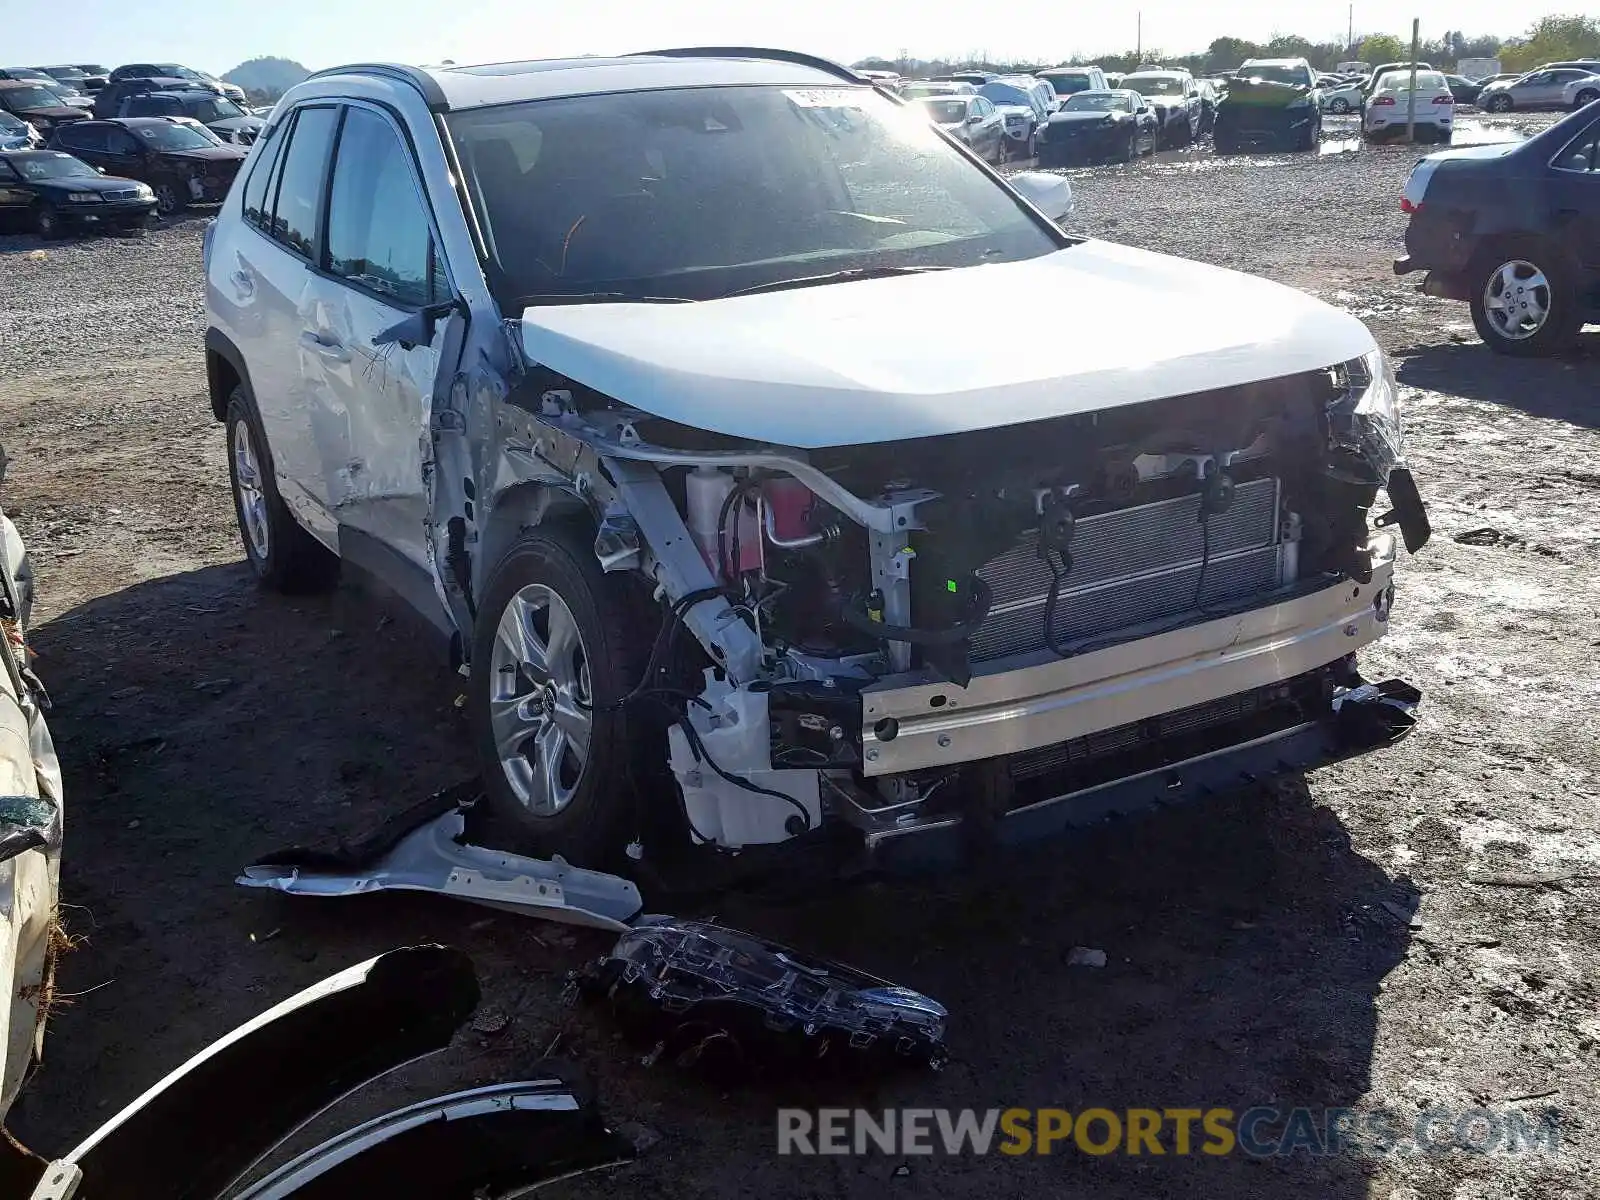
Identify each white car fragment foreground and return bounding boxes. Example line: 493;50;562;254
0;469;61;1126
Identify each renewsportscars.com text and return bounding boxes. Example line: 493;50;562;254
777;1106;1561;1158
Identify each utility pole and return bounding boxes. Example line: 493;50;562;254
1136;12;1142;64
1406;18;1420;142
1347;4;1354;55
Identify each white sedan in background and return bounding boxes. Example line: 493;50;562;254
1364;69;1456;142
1320;77;1365;113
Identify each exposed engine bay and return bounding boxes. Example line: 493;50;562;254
497;350;1429;863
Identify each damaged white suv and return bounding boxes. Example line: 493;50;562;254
204;49;1430;876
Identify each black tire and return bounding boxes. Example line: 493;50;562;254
1574;89;1600;109
1330;97;1351;114
470;526;651;867
224;389;339;592
33;204;63;240
1468;241;1584;358
1119;131;1135;162
1485;94;1513;113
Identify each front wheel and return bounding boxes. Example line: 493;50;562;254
225;390;339;591
1574;88;1599;109
33;204;63;240
1469;246;1583;358
1119;131;1135;162
153;182;183;215
471;526;652;866
1330;97;1351;114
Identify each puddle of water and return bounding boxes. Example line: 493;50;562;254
1320;136;1363;156
1451;119;1528;146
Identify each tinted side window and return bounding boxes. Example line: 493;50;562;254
241;116;287;230
269;105;338;258
53;124;90;150
106;129;139;154
325;106;435;306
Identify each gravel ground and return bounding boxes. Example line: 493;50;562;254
3;113;1599;1199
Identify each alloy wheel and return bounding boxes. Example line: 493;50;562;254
1482;260;1551;341
154;184;179;214
1330;97;1351;114
489;584;593;816
232;418;270;561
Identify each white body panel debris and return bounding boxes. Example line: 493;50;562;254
238;808;642;932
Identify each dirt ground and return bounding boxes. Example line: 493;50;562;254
2;112;1598;1198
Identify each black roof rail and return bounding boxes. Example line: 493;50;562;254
304;62;449;110
637;46;867;87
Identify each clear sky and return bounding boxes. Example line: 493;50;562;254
8;0;1533;76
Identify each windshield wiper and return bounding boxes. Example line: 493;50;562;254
718;265;950;299
515;292;693;307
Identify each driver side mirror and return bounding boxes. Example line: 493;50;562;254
967;113;983;124
373;297;463;351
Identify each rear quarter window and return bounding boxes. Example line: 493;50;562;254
241;117;288;229
264;105;339;257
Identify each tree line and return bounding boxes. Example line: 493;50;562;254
857;14;1600;78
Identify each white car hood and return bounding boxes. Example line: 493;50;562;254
518;241;1376;449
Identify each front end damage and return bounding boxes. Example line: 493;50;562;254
470;333;1429;871
1214;76;1319;150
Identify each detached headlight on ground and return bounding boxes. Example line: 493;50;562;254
1326;349;1403;482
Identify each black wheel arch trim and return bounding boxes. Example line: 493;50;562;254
205;325;253;422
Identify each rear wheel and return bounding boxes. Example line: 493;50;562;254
470;526;652;866
1330;97;1351;114
1469;244;1583;358
225;390;339;591
1485;93;1513;113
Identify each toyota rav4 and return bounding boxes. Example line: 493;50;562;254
203;49;1430;878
